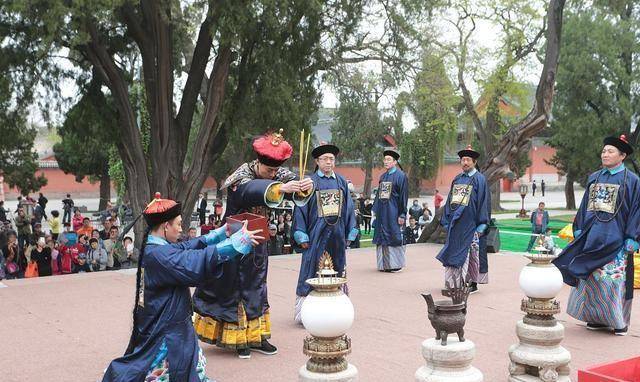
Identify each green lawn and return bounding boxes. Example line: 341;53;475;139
496;217;575;252
355;214;577;253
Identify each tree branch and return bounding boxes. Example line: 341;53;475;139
481;0;566;184
176;14;215;137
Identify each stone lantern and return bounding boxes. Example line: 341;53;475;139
508;237;571;382
299;252;357;382
518;184;529;218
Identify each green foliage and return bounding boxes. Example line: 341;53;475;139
0;70;47;195
548;1;640;186
53;80;116;182
399;53;459;181
331;71;389;171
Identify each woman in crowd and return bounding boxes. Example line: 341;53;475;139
48;210;61;240
72;208;84;232
48;237;61;275
31;237;52;277
2;232;20;279
87;238;108;271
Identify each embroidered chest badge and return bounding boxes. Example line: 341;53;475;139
451;184;473;206
587;183;620;214
317;189;343;218
379;182;393;199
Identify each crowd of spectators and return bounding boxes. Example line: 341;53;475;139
1;190;439;278
0;194;137;280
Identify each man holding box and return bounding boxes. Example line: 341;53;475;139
193;129;313;359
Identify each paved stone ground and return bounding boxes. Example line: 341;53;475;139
1;243;637;382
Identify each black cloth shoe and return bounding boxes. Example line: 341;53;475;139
251;339;278;355
237;348;251;359
586;323;610;331
614;327;628;336
468;282;478;294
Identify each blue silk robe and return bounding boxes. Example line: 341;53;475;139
102;236;231;382
372;167;409;247
437;169;490;268
292;171;358;297
193;162;308;323
553;165;640;299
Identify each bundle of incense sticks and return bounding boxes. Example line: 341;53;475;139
299;130;311;179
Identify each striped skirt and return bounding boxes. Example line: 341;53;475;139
567;250;632;330
444;232;488;285
376;245;406;270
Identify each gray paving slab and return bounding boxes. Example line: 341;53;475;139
0;243;637;382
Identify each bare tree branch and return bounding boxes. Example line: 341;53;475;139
481;0;566;184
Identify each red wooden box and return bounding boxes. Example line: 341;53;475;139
578;356;640;381
227;212;269;244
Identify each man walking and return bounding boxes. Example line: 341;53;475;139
196;193;207;226
437;145;490;294
372;148;409;273
62;194;74;225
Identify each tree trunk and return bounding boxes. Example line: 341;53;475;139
481;0;566;183
490;180;502;212
98;170;111;211
363;158;374;197
564;174;576;210
215;177;224;200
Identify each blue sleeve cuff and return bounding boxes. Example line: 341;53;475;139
204;226;227;245
624;238;639;253
215;238;240;259
476;224;487;233
347;228;359;241
294;230;310;244
229;230;253;255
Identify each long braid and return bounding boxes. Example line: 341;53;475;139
124;226;151;355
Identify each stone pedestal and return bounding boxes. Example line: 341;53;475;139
299;364;358;382
415;338;483;382
508;320;571;382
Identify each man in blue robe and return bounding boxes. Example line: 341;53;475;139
192;130;314;358
437;145;490;294
553;135;640;336
372;148;409;272
292;143;359;323
102;193;262;382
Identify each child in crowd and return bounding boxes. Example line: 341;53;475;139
120;236;139;269
543;228;561;255
404;216;420;245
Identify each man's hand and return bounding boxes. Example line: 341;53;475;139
280;181;301;194
300;242;310;249
299;178;314;192
397;217;405;226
